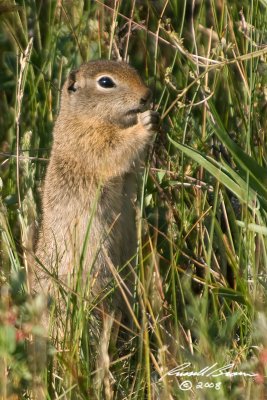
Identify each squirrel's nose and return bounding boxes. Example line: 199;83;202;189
140;89;152;106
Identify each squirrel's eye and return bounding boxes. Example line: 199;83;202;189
97;76;116;89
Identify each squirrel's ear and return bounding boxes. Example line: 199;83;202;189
67;70;78;93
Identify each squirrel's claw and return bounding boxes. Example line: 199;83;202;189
139;110;160;133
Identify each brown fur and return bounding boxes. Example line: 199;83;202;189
34;60;159;324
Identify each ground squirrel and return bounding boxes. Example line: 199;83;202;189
35;60;159;330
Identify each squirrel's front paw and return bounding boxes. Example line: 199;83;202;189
139;110;160;133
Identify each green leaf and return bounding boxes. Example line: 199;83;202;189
168;136;262;210
236;221;267;235
212;288;248;306
0;326;16;355
208;100;267;199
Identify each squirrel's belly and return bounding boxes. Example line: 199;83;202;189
35;202;136;296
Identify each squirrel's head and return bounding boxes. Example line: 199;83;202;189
60;60;152;127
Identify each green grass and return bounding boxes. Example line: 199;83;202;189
0;0;267;399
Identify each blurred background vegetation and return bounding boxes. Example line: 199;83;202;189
0;0;267;399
